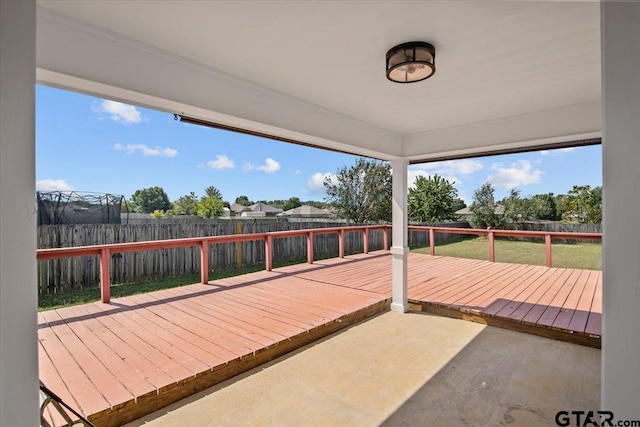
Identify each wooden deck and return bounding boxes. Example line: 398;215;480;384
38;252;601;426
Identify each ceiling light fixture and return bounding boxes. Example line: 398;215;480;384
386;42;436;83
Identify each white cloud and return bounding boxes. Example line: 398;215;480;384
92;100;142;125
488;160;542;189
206;155;235;170
407;169;429;189
411;159;483;176
539;147;577;157
257;158;280;173
36;179;74;192
291;169;302;175
307;172;336;195
115;143;177;157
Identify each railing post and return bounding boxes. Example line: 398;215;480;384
200;240;209;284
100;248;111;303
488;231;495;262
383;226;389;251
339;229;345;258
265;235;273;271
307;231;314;264
363;228;369;254
429;228;435;256
545;234;552;267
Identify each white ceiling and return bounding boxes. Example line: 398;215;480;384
36;1;602;161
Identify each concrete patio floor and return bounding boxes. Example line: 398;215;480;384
125;311;600;427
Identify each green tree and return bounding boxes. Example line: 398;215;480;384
502;189;529;229
204;186;223;200
559;185;602;223
130;186;172;213
172;192;198;215
501;191;560;226
470;183;504;229
196;196;224;219
408;174;459;222
234;195;252;206
283;197;302;211
529;193;558;221
453;198;467;213
324;158;392;223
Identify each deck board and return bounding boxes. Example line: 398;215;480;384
535;268;584;328
585;274;603;336
39;252;600;426
552;269;592;331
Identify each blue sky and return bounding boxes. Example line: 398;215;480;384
36;85;602;205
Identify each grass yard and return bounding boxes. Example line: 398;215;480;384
412;236;601;270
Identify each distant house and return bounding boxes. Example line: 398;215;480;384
281;205;334;218
455;205;505;221
246;202;283;217
240;211;266;218
229;203;249;217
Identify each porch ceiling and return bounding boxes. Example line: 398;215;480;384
36;1;601;161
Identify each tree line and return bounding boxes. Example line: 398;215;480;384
124;158;601;225
322;158;601;226
472;183;601;229
125;186;329;219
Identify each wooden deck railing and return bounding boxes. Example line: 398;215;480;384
36;224;602;304
36;225;390;303
408;226;602;268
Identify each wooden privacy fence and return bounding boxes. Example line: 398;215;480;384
520;222;601;243
409;226;602;268
37;221;468;293
37;225;389;303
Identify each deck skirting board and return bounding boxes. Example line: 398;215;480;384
410;301;601;349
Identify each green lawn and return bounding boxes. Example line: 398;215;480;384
412;236;601;270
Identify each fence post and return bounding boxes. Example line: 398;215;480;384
488;231;495;262
363;228;369;254
339;229;345;258
236;222;243;269
429;228;435;256
200;240;209;284
100;248;111;303
383;226;389;251
307;231;314;264
265;235;273;271
545;234;552;267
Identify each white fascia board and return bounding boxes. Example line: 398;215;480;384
402;101;601;161
35;8;401;160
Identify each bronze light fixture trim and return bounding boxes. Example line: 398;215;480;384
386;41;436;83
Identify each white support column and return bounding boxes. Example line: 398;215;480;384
390;159;409;313
0;1;39;425
601;2;640;419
